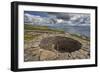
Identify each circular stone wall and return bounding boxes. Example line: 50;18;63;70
39;36;82;53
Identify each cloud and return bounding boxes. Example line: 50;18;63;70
24;12;90;26
47;12;72;20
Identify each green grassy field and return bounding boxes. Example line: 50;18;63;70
24;24;64;33
24;24;89;42
24;33;41;41
70;33;90;41
24;24;65;41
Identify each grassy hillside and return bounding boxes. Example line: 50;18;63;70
24;24;65;41
70;33;90;41
24;24;64;33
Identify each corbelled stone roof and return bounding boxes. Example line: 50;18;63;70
39;36;82;53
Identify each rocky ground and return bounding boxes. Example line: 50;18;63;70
24;30;90;62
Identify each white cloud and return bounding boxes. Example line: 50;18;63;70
24;13;90;26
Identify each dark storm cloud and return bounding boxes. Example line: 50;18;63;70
47;12;73;20
47;12;90;21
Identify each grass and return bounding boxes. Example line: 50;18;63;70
24;24;64;33
24;24;64;41
24;34;33;41
24;24;90;41
24;33;40;41
70;33;90;41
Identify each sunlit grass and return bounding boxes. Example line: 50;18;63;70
24;33;40;41
70;33;90;41
24;24;64;33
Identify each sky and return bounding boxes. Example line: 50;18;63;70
24;11;49;17
24;11;90;26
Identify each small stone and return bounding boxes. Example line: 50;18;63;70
40;50;58;61
58;53;69;60
31;48;40;55
86;55;90;59
64;53;69;59
71;52;77;59
74;51;86;59
78;54;86;59
79;49;89;56
33;42;40;47
81;48;90;52
68;53;73;59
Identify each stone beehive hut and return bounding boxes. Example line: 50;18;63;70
39;36;82;53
